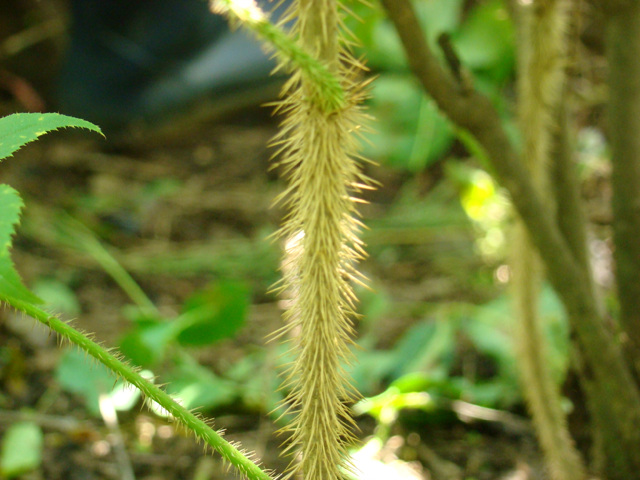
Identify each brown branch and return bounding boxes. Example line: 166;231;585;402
436;34;463;88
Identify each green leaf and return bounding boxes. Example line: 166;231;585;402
119;319;176;367
351;0;464;70
109;378;144;412
55;349;114;416
176;281;250;346
415;0;464;43
226;349;285;413
32;278;81;315
0;113;102;161
365;74;454;171
0;421;43;478
387;320;455;380
165;361;238;410
466;295;517;373
453;0;515;81
349;348;397;396
0;185;41;304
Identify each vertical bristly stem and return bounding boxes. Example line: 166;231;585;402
512;1;587;479
272;1;369;479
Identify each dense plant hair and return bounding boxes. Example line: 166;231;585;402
270;0;371;478
512;1;587;479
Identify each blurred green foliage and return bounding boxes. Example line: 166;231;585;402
446;162;510;260
346;0;515;171
340;1;571;432
43;216;262;414
0;422;43;478
352;284;572;430
119;280;249;365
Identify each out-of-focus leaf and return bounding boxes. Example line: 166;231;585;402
165;361;238;411
389;372;436;394
366;20;409;71
453;0;515;81
55;349;114;416
226;349;284;413
358;284;392;325
365;0;463;70
466;286;571;400
32;278;81;315
349;349;397;396
388;320;455;379
415;0;464;42
538;286;572;383
176;280;249;346
365;75;454;171
446;162;510;259
119;319;176;367
109;378;145;411
0;421;43;478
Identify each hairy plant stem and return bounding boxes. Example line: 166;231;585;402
272;1;368;478
551;85;609;478
1;296;274;480
512;2;586;478
605;0;640;371
597;0;638;14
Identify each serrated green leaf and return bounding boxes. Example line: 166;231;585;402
0;112;102;161
0;185;41;304
0;421;43;478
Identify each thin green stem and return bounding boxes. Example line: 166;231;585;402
56;215;158;316
2;295;275;480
